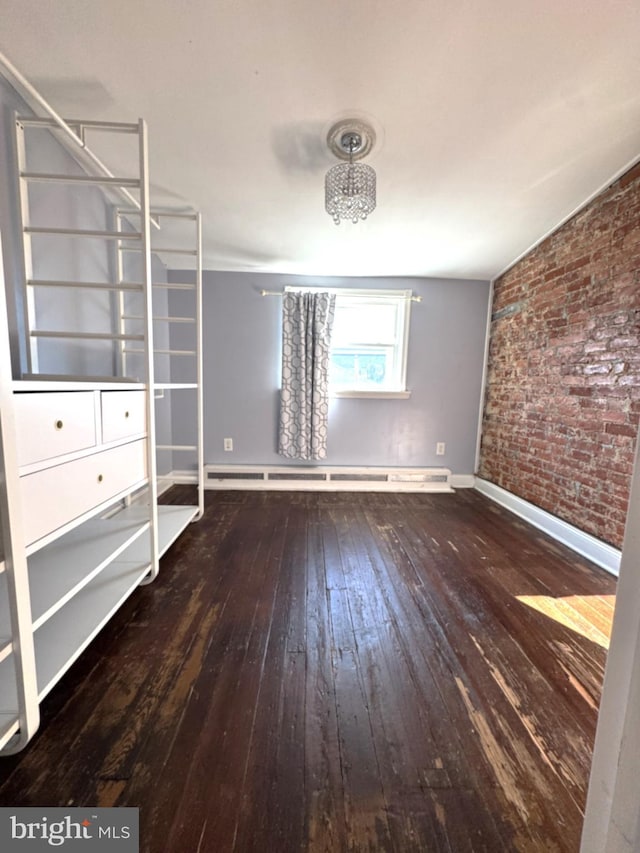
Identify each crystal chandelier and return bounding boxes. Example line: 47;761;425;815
325;120;376;225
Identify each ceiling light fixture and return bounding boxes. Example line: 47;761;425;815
325;119;376;225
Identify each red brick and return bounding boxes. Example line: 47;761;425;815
479;161;640;549
606;422;638;438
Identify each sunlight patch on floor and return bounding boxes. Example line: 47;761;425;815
515;595;615;650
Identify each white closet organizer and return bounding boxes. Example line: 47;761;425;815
0;57;203;753
114;207;204;521
0;235;38;753
1;380;152;753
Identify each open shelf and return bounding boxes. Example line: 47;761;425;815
116;504;199;557
9;516;149;636
0;544;151;730
0;652;18;750
157;505;199;555
154;383;198;390
35;558;150;700
29;518;148;631
0;712;18;751
0;571;11;662
15;379;145;391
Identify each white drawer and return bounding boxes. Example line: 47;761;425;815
20;439;147;545
101;391;146;444
14;392;97;467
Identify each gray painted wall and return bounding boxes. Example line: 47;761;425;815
1;70;489;477
1;75;34;374
170;271;491;475
1;78;117;376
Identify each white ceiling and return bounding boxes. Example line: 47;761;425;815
2;0;640;279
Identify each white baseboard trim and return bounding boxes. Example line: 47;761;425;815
203;464;455;493
451;474;475;488
158;469;199;485
166;467;474;492
160;468;478;493
474;477;621;577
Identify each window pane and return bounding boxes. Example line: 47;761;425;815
332;301;398;346
330;347;393;388
287;288;411;393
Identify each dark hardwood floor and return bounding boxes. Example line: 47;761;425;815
0;488;616;852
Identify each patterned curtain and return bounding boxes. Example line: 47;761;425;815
278;291;336;460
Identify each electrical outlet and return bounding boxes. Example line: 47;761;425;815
224;437;233;452
436;442;446;456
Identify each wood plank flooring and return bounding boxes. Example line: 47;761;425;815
0;489;616;852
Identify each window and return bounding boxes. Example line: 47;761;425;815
286;287;412;397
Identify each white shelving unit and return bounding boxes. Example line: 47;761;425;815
0;378;155;753
0;235;39;754
115;207;204;525
0;59;204;752
119;504;202;558
0;530;151;749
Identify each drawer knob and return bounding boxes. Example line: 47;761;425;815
55;419;64;430
97;474;104;483
125;411;130;418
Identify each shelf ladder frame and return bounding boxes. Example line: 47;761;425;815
0;231;40;754
12;114;160;581
14;113;150;375
115;208;204;521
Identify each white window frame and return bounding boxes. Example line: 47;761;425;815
284;287;412;399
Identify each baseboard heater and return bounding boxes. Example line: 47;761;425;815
204;465;453;492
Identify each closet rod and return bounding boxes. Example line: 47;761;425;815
28;279;144;292
118;246;198;256
152;282;196;290
25;227;142;241
122;348;196;356
31;330;144;341
154;383;198;390
20;172;140;188
118;208;199;221
20;373;140;383
122;315;196;323
17;117;139;134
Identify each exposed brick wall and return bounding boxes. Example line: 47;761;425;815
479;162;640;549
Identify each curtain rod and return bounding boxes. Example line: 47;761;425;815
260;289;422;303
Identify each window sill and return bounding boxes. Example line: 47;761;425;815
332;390;412;400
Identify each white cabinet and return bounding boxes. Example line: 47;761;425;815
14;391;96;467
0;106;203;755
0;271;203;756
20;439;147;546
16;389;148;547
0;384;154;753
101;389;146;444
